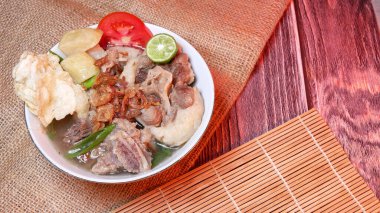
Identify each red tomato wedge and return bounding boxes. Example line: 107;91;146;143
98;12;153;49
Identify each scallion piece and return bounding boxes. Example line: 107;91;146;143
82;75;97;90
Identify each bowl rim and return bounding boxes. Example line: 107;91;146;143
24;22;215;183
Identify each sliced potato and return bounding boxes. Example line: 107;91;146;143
61;52;100;83
59;28;103;56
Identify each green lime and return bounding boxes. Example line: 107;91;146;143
146;33;178;63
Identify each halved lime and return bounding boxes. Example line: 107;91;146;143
146;33;178;63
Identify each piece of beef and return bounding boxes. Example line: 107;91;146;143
135;70;148;85
115;118;141;139
113;136;151;173
169;84;195;109
63;120;91;144
139;66;178;126
91;152;123;174
139;106;163;126
135;55;155;83
170;53;195;85
140;67;173;115
91;119;153;175
138;55;155;70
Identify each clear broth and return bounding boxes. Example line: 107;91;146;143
47;116;178;173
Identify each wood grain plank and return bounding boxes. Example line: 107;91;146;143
373;0;380;29
294;0;380;197
194;2;308;167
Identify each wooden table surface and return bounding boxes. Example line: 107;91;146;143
193;0;380;198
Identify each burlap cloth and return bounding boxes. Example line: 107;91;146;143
0;0;290;211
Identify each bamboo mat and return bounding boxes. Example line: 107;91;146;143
114;109;380;212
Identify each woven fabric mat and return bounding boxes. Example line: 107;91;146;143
0;0;290;211
115;109;380;212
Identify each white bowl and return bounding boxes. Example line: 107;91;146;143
25;23;214;183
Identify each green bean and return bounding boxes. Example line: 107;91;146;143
66;124;115;159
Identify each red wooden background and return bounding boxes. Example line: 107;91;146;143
194;0;380;198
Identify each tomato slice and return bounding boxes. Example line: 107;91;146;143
98;12;153;49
